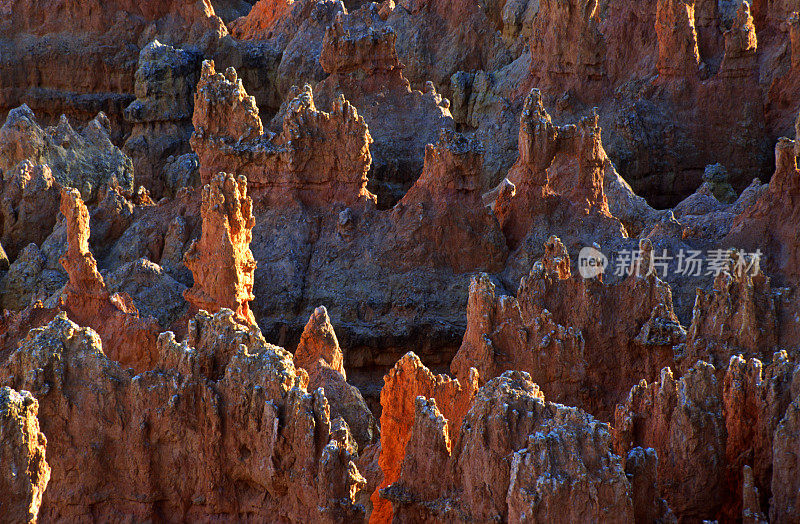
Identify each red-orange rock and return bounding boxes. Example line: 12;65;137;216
183;171;257;325
681;251;778;371
719;1;758;77
382;371;657;522
370;352;478;523
727;137;800;282
771;370;800;523
0;310;367;522
294;306;378;449
191;61;377;207
229;0;293;40
0;386;50;524
388;129;508;272
313;5;455;206
722;353;796;521
495;89;624;252
452;236;683;420
614;362;726;520
59;188;160;371
530;0;606;85
655;0;701;76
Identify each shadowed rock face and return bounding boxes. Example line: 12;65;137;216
2;0;800;522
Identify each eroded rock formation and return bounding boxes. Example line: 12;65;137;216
0;387;49;524
294;306;377;449
452;236;683;420
0;311;367;522
192;60;377;207
184;172;257;325
370;352;478;522
0;106;133;202
59;188;160;370
380;371;670;522
0;0;799;521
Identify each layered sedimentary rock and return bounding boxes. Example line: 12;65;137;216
0;0;227;132
494;89;625;263
614;362;726;519
0;387;50;524
0;106;133;202
723;353;796;521
389;129;508;272
771;374;800;523
719;2;758;77
0;310;367;522
184;172;257;325
229;0;293;40
1;1;800;521
655;0;701;76
381;0;513;97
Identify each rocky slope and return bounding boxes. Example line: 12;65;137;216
1;0;800;522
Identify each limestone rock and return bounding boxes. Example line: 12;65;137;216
370;351;478;523
530;0;606;84
655;0;700;76
191;61;377;207
294;306;378;449
123;40;201;198
771;378;800;523
727;137;800;283
614;362;726;519
681;251;778;371
723;353;796;520
0;162;61;261
314;5;454;207
719;1;758;77
383;371;657;522
452;236;683;420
